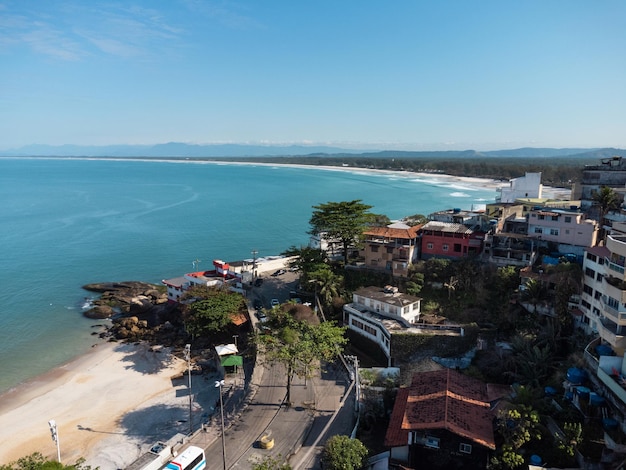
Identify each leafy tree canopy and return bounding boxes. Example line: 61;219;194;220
256;311;346;404
182;286;245;337
0;453;95;470
309;200;373;263
322;435;368;470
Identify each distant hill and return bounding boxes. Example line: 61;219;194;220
0;142;364;157
1;143;624;161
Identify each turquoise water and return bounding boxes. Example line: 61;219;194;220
0;157;496;393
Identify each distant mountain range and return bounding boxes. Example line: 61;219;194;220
1;142;625;160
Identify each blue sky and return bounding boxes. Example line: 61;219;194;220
1;0;625;151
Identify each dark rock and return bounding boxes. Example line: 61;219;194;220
84;305;116;319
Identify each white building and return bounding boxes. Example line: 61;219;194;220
497;172;543;203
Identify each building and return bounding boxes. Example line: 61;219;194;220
428;208;486;227
343;286;421;365
384;369;497;469
578;156;626;211
496;172;543;203
361;223;421;277
420;221;484;259
482;232;536;267
527;208;598;256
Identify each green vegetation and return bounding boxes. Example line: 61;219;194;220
322;435;368;470
255;305;347;404
309;200;373;263
182;285;246;337
251;456;292;470
0;453;96;470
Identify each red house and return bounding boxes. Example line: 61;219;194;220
420;221;484;259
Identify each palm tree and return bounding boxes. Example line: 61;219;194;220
592;185;622;242
520;278;547;314
308;266;343;313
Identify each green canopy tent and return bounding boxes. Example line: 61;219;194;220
220;355;243;367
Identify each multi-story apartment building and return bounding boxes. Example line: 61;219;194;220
361;223;421;277
577;156;626;210
527;208;598;256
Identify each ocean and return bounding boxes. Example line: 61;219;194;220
0;157;497;393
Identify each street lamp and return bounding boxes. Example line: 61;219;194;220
184;344;192;435
215;380;227;470
48;419;61;463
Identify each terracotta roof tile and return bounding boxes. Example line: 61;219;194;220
384;369;496;450
363;225;421;239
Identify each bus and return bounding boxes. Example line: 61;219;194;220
164;446;206;470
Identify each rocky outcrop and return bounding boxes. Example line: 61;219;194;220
82;281;169;319
82;281;190;344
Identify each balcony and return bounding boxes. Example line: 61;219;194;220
597;320;626;350
604;277;626;304
607;235;626;259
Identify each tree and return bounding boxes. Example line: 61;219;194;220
307;265;343;310
309;200;373;263
322;435;368;470
251;456;291;470
556;422;582;458
592;185;621;237
491;405;541;469
256;313;346;404
403;213;428;226
520;278;547;314
0;453;95;470
282;245;327;275
182;287;246;337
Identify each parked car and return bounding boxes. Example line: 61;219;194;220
271;269;286;277
270;298;280;308
257;311;268;323
253;299;263;310
254;278;263;287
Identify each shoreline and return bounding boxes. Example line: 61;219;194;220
0;160;572;466
0;341;211;468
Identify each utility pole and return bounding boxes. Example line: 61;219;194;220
184;344;192;435
215;380;227;470
251;249;258;278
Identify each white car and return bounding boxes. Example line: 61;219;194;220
270;299;280;308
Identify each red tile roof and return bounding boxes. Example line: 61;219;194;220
364;225;421;239
384;369;496;450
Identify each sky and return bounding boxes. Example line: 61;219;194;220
1;0;625;151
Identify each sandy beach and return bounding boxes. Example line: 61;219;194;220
210;160;571;199
0;341;219;469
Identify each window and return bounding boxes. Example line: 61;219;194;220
386;247;394;254
442;244;449;251
597;273;603;282
552;215;559;221
550;229;559;236
565;216;572;223
425;436;440;449
454;243;462;252
538;214;545;220
459;443;472;454
534;227;543;234
427;243;434;250
583;284;593;295
371;246;379;253
607;296;620;310
585;267;595;278
587;252;597;262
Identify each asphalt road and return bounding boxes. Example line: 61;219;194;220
191;270;354;470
